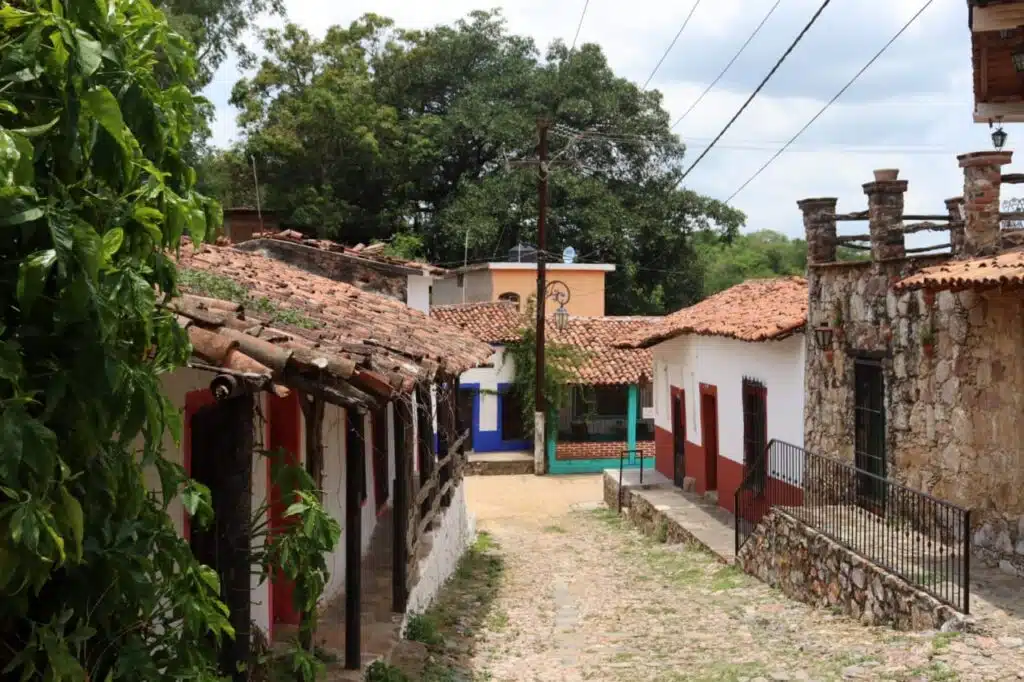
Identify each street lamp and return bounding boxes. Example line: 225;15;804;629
546;280;571;331
991;117;1008;150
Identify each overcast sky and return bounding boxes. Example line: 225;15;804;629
202;0;1007;246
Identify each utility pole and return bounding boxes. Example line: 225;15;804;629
533;119;550;476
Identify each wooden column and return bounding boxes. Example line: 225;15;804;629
392;400;412;613
438;380;458;507
344;407;364;670
415;385;434;516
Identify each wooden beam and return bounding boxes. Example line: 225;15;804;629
392;400;412;613
344;408;364;670
972;4;1024;33
974;100;1024;122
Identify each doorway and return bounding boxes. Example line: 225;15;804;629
854;358;886;510
267;391;301;630
457;388;475;451
700;388;719;492
188;392;254;682
671;392;686;487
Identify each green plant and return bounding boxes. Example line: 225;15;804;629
250;447;342;681
365;660;411;682
179;268;323;329
502;297;590;437
405;613;444;647
0;1;231;680
832;305;844;328
921;324;935;346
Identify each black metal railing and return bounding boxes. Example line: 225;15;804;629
734;440;971;613
616;448;645;512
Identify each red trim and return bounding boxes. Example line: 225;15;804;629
183;389;217;541
263;399;274;642
268;391;301;628
698;383;719;493
716;455;744;513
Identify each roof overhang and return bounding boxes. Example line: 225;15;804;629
971;1;1024;33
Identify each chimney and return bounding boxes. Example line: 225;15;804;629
863;169;907;261
797;197;838;265
944;197;965;256
958;151;1013;257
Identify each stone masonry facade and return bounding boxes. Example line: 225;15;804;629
738;510;960;630
802;157;1024;576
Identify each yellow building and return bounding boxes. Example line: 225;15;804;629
432;260;615;317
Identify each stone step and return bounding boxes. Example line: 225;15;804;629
704;490;719;504
682;476;696;492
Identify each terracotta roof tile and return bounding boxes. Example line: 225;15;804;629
894;249;1024;292
251;229;448;275
431;302;655;385
175;242;492;390
621;277;808;348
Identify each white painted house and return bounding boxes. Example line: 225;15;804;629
623;277;808;514
155;242;490;674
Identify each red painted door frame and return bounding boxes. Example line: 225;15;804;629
268;391;302;631
699;383;719;492
670;387;686;488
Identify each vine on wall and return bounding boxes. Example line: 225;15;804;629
501;299;589;434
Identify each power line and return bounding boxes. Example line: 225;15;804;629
678;0;833;182
642;0;704;90
570;0;591;52
670;0;783;130
726;0;935;202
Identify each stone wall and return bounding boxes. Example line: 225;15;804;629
402;482;477;630
738;510;960;630
234;238;408;302
806;260;1024;574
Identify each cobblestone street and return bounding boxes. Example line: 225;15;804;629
417;474;1024;682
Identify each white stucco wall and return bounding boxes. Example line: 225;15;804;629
402;482;476;629
406;274;433;313
652;334;805;476
321;404;387;602
459;347;514;432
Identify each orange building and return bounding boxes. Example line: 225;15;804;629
431;260;615;317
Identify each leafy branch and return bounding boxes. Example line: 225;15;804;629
501;298;589;435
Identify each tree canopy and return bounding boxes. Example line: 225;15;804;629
216;10;746;314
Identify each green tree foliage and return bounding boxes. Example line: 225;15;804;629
153;0;285;88
0;1;233;680
226;10;746;314
696;229;869;298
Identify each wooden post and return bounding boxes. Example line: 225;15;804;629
344;407;364;670
415;385;434;517
298;396;325;652
392;400;412;613
199;392;254;682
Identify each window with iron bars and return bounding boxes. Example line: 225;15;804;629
742;377;768;490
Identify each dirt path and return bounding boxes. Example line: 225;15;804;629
414;474;1024;682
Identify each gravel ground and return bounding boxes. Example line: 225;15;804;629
410;474;1024;682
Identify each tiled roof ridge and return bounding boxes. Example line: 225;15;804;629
175;242;493;386
250;230;448;275
894;248;1024;292
620;276;809;348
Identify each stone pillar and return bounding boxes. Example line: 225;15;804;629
945;197;965;256
863;169;908;261
958;151;1013;257
797;197;838;265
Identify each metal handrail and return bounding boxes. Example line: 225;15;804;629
616;448;644;512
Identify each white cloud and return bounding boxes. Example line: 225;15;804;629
201;0;1009;247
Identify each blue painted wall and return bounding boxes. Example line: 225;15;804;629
460;382;531;453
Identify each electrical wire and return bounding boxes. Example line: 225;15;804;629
570;0;591;52
725;0;935;202
670;0;783;130
678;0;833;182
642;0;703;90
